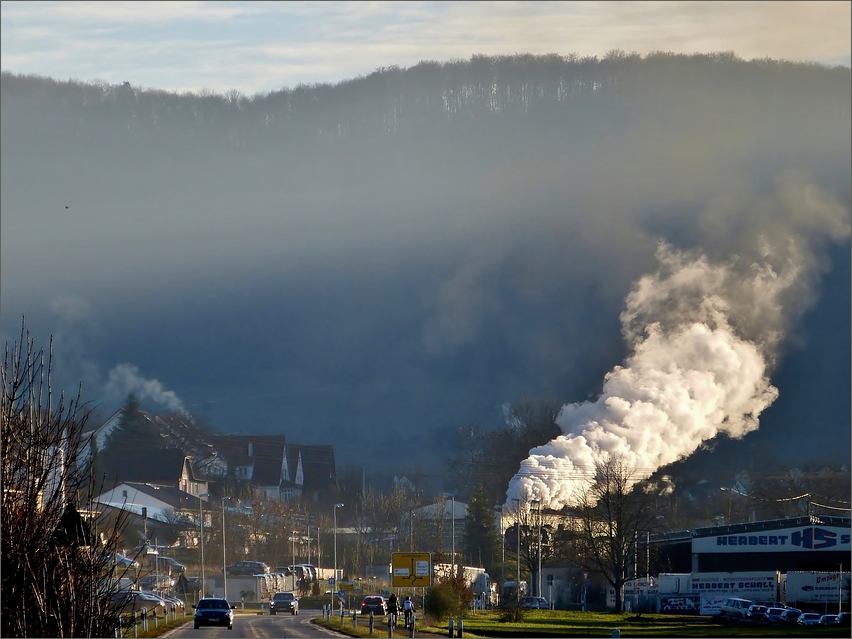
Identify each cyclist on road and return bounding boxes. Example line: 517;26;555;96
387;592;399;626
403;595;415;629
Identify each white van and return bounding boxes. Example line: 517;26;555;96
720;597;753;618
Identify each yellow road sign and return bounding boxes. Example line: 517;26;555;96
391;552;431;588
340;580;356;591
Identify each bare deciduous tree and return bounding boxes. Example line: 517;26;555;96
2;320;129;637
575;456;660;613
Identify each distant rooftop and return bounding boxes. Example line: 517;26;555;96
652;515;852;544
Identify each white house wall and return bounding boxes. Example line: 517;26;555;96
95;483;174;521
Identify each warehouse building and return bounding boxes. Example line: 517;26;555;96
644;515;850;613
653;515;850;574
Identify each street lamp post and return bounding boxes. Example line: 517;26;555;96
443;493;455;573
511;497;521;587
531;499;541;598
495;505;505;589
333;503;344;609
199;493;209;598
291;530;298;591
221;496;230;600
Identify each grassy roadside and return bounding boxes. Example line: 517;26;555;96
313;610;852;638
447;611;852;638
312;614;485;638
116;611;191;638
124;607;852;638
117;606;260;638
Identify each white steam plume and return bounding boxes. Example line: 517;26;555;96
506;180;850;510
106;363;185;413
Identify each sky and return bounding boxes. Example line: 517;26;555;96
1;1;850;95
1;1;850;488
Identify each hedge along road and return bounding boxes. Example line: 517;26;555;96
162;609;351;638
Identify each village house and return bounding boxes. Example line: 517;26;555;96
207;434;337;502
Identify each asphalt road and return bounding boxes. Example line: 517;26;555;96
164;610;349;638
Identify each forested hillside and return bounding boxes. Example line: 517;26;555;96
2;52;849;477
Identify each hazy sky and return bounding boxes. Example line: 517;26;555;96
2;1;850;94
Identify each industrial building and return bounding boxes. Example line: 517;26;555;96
637;515;851;613
653;515;850;574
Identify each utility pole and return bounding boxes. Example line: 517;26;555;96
495;505;505;588
442;493;455;573
646;531;650;582
334;503;344;611
531;499;541;597
511;497;521;591
221;496;229;600
200;493;209;597
409;510;414;552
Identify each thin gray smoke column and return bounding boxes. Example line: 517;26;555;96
504;237;829;509
105;362;185;413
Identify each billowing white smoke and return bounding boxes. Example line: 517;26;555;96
504;236;829;510
106;363;185;413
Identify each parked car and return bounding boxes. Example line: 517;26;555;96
146;555;186;574
183;576;202;593
720;597;753;618
764;607;786;623
360;595;387;616
110;552;139;570
139;591;171;615
521;596;549;609
193;597;235;629
106;577;136;593
779;608;802;623
819;614;838;625
746;605;768;620
139;574;174;591
133;543;169;554
797;613;822;626
836;611;851;625
270;591;299;616
225;560;270;576
152;591;185;612
109;590;167;616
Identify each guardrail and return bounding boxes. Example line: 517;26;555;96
114;604;185;637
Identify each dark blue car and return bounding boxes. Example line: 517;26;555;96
193;597;235;630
